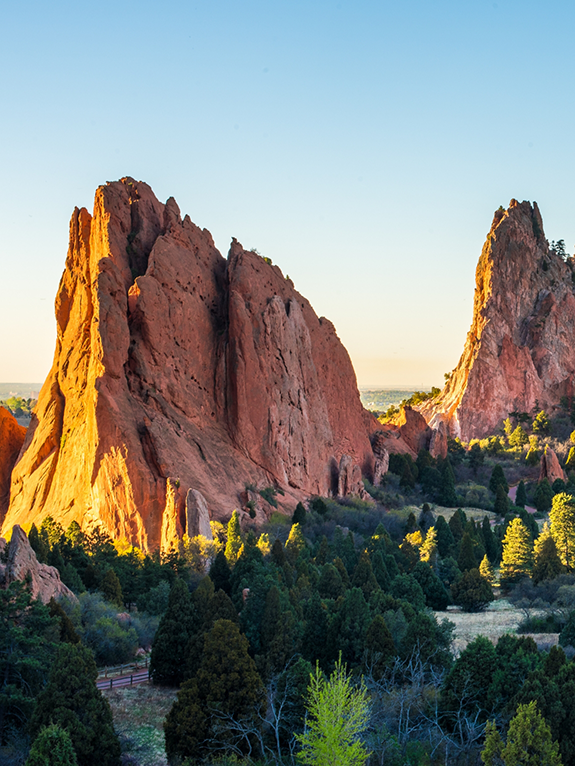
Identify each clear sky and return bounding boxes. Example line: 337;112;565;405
1;0;575;389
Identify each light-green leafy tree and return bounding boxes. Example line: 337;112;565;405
532;410;551;434
296;657;371;766
550;492;575;570
499;518;533;586
481;701;562;765
224;510;243;565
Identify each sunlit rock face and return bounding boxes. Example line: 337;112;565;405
3;178;378;549
0;407;26;522
420;200;575;441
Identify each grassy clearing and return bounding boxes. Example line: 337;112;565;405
103;683;177;766
440;596;559;655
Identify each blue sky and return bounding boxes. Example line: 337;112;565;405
2;0;575;387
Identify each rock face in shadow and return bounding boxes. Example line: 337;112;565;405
0;408;26;522
3;178;380;550
0;525;76;604
420;200;575;441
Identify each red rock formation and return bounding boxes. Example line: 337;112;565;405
0;525;76;604
4;178;380;549
421;200;575;441
0;407;26;521
539;446;566;485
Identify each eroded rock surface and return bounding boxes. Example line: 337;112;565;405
420;200;575;441
0;407;26;521
1;525;76;604
4;178;379;549
539;446;566;485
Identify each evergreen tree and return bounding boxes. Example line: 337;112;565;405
331;588;371;668
164;619;265;763
149;578;195;685
30;644;120;766
448;508;467;543
534;479;554;513
490;464;509;495
435;515;455;558
292;502;307;525
403;511;417;535
28;523;49;563
258;585;294;680
532;522;564;583
351;551;378;597
450;569;493;612
48;598;80;644
515;480;527;508
508;425;528;449
482;516;498;562
100;568;123;607
550;492;575;570
301;592;331;668
364;615;395;679
271;538;287;568
371;551;391;591
390;574;426;612
458;531;477;572
494;484;509;516
418;503;434;532
333;557;351;588
481;702;562;766
438;458;458;506
209;550;232;594
479;554;495;584
412;560;449;610
285;523;307;563
468;442;484;475
224;510;243;565
314;536;330;566
532;410;551;434
318;564;345;599
384;553;399;581
26;724;78;766
499;518;533;586
441;635;497;717
0;581;58;744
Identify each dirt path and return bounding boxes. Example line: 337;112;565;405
508;485;537;514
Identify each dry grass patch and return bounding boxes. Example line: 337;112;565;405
103;683;178;766
441;597;558;654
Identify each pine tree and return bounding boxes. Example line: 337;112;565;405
100;568;123;607
30;644;120;766
457;531;477;572
516;480;527;508
435;515;455;557
489;465;509;495
532;410;551;435
364;615;395;679
448;509;466;543
164;619;264;763
209;550;232;594
224;510;243;565
351;551;378;597
292;502;307;525
27;724;78;766
318;564;345;599
499;518;533;586
371;551;391;591
532;522;563;583
418;503;434;532
331;588;371;668
481;701;562;766
479;554;495;584
481;516;498;562
450;569;494;612
412;560;449;610
534;479;554;513
48;598;80;644
509;425;528;449
439;459;458;506
550;492;575;570
285;523;307;563
149;578;195;685
494;484;509;516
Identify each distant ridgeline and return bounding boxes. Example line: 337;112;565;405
361;389;441;420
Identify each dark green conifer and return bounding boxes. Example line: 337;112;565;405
48;598;80;644
489;464;509;495
364;615;395;679
209;550;232;595
149;578;195;686
100;568;123;607
412;560;449;610
318;563;345;599
313;536;330;566
534;479;554;513
516;480;527;508
351;551;379;597
292;502;307;525
435;515;455;557
481;516;498;562
494;483;510;516
27;724;78;766
457;531;477;572
30;644;120;766
371;550;391;591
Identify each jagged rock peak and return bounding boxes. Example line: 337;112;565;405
420;199;575;441
4;178;379;549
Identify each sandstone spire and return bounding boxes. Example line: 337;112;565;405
420;200;575;441
4;178;378;548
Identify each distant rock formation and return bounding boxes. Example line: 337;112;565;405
0;407;26;522
539;446;566;485
4;178;381;550
0;525;76;604
420;200;575;441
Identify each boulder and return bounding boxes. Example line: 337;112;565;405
185;489;213;539
1;525;76;604
420;200;575;441
337;454;371;500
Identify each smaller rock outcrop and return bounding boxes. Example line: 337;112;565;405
0;407;26;520
429;419;448;460
185;489;213;539
337;455;371;500
539;447;566;485
397;407;432;454
371;431;390;486
1;525;76;603
160;478;184;555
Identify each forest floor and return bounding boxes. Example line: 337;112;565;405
441;596;558;654
103;683;177;766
